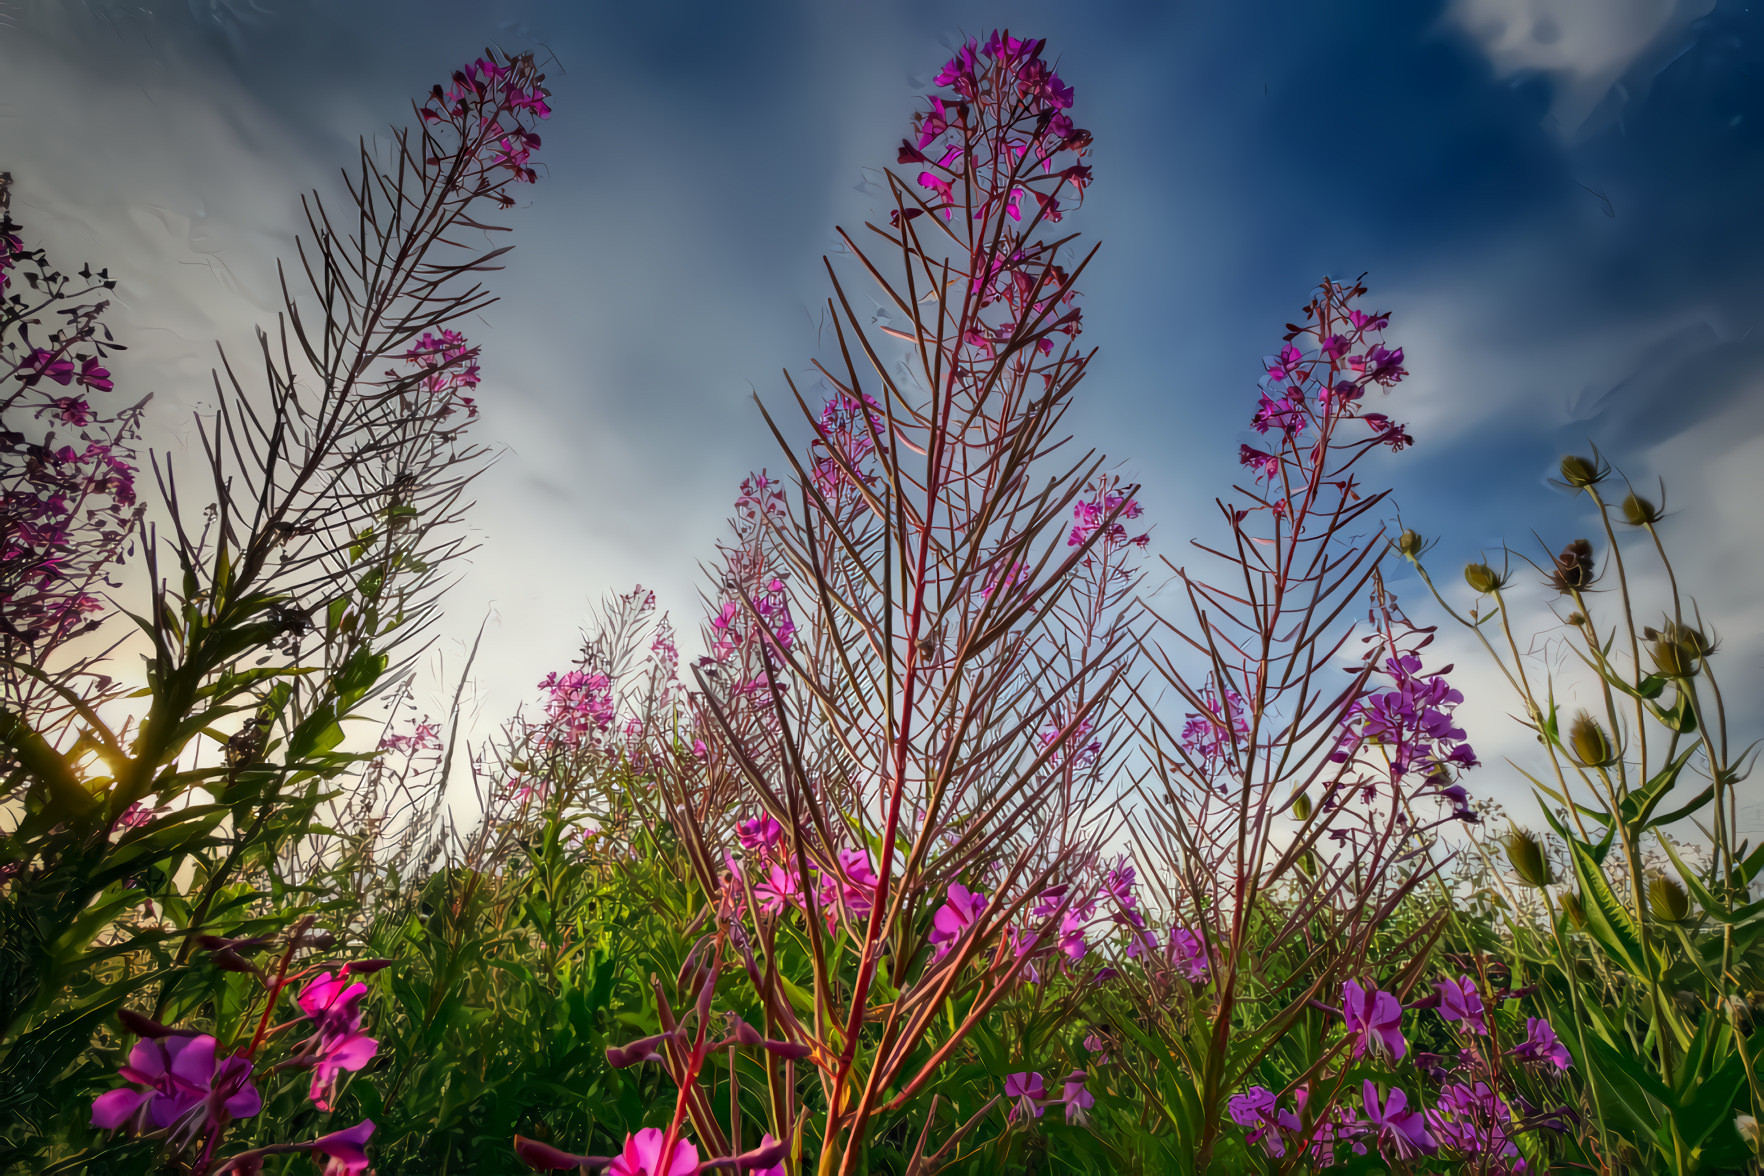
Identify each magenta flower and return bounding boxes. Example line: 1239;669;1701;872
1362;1081;1436;1161
735;813;784;854
51;396;92;425
19;346;75;386
1341;980;1407;1060
1427;1082;1520;1162
1005;1071;1047;1120
77;356;113;391
1227;1085;1300;1157
927;882;988;959
306;1119;375;1175
296;971;380;1109
90;1034;260;1136
1060;1070;1094;1125
1513;1016;1572;1069
608;1128;699;1176
1170;927;1210;984
1437;974;1487;1035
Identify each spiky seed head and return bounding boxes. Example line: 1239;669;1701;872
1465;562;1504;594
1569;711;1616;768
1622;492;1660;526
1504;828;1555;888
1559;453;1604;489
1649;874;1691;924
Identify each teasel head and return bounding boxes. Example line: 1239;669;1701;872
1649;874;1692;924
1394;528;1427;560
1558;453;1607;491
1547;539;1597;594
1645;621;1709;678
1504;827;1555;888
1568;710;1617;768
1463;561;1506;595
1621;492;1662;526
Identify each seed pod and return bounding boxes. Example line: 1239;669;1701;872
1558;890;1587;928
1649;874;1691;924
1559;454;1604;489
1569;711;1616;767
1622;493;1660;526
1395;529;1425;559
1297;849;1317;878
1548;539;1596;594
1504;828;1555;888
1291;791;1312;821
1464;562;1504;594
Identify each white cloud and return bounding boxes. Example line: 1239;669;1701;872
1445;0;1714;133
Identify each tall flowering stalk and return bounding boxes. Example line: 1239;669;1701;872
1410;456;1764;1174
1119;281;1474;1168
0;51;552;1164
611;33;1144;1175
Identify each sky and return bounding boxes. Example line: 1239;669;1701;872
3;0;1762;825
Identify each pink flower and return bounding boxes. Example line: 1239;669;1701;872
1513;1016;1572;1069
1437;974;1487;1035
927;882;987;960
19;347;75;386
735;813;784;854
1005;1071;1046;1120
90;1035;260;1136
52;396;92;425
1362;1081;1436;1161
608;1128;699;1176
1341;979;1406;1060
296;971;379;1109
306;1119;375;1175
1060;1070;1094;1125
78;356;113;391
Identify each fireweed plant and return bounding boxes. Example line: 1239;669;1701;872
0;50;552;1173
0;31;1654;1176
1407;457;1764;1174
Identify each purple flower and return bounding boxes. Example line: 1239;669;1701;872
1060;1070;1094;1125
90;1035;260;1137
296;971;380;1110
607;1128;699;1176
1228;1085;1301;1157
1005;1071;1047;1120
1512;1016;1572;1070
306;1119;375;1176
19;347;75;386
1341;980;1407;1060
77;356;113;391
735;813;784;854
928;882;987;960
1427;1082;1520;1162
1170;927;1210;984
1362;1081;1436;1161
1437;974;1487;1035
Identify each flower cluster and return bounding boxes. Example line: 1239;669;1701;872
420;53;552;200
397;328;481;418
724;813;881;933
536;668;616;748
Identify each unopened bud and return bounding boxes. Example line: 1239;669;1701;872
1649;875;1691;924
1395;529;1425;559
1737;1113;1762;1154
606;1032;673;1068
1297;849;1317;878
1622;493;1660;526
118;1009;175;1039
210;949;255;974
1464;562;1504;594
1559;890;1587;928
1559;453;1604;489
1504;828;1555;888
1566;611;1587;627
1291;791;1312;821
1569;711;1616;768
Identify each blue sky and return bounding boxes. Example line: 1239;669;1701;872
4;0;1761;815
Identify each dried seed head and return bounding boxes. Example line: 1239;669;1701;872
1548;539;1597;594
1504;828;1555;888
1395;529;1426;559
1621;492;1661;526
1649;874;1691;924
1559;453;1605;489
1569;711;1616;767
1464;562;1505;594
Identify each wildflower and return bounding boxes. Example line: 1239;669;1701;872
90;1035;260;1136
51;396;92;425
296;971;379;1110
1227;1085;1299;1157
78;356;113;391
1427;1083;1519;1163
1341;980;1407;1060
735;813;784;854
1005;1071;1047;1120
928;882;988;960
19;347;75;386
1511;1016;1572;1070
1547;539;1596;594
1363;1082;1436;1161
608;1129;699;1176
306;1119;376;1175
1060;1070;1094;1125
1170;927;1210;984
1437;975;1487;1035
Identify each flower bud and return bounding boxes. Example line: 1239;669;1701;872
1395;529;1425;559
606;1032;673;1068
1558;890;1586;928
1291;791;1312;821
1566;611;1587;627
1649;875;1691;924
1737;1114;1762;1154
1569;711;1616;768
1622;493;1660;526
1559;454;1604;489
1464;562;1504;594
1504;828;1555;888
